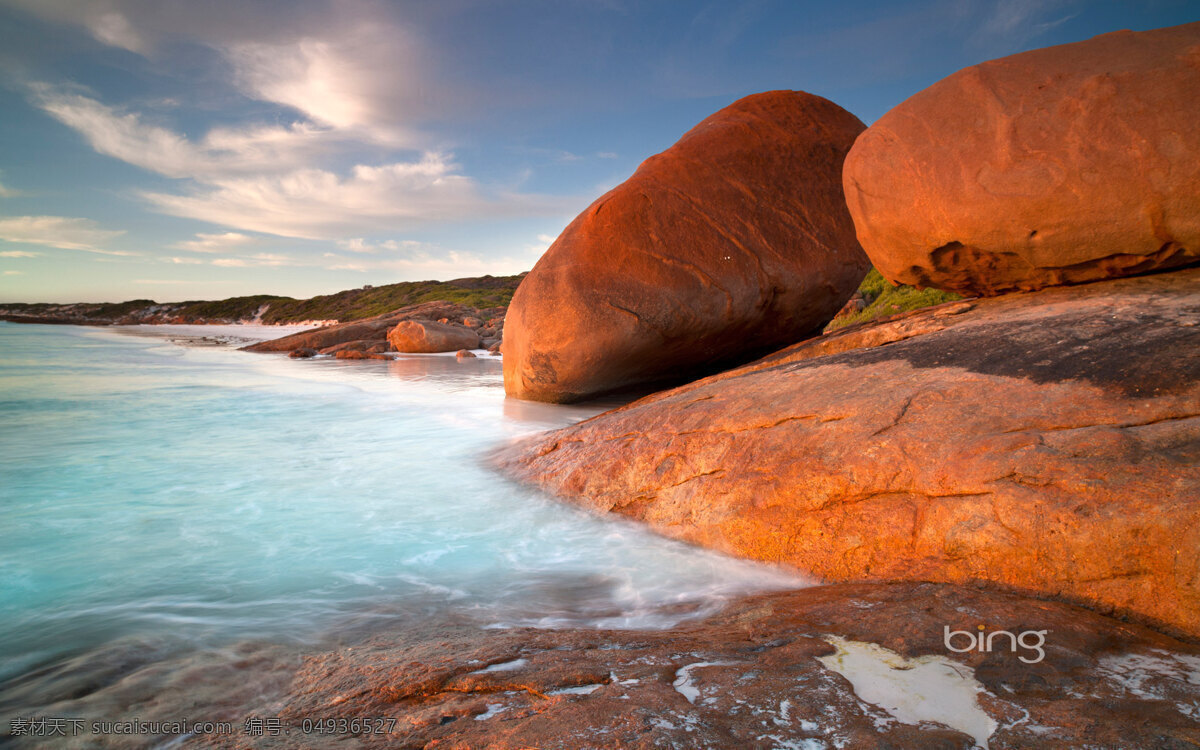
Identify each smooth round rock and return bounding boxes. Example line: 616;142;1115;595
843;22;1200;296
503;90;870;403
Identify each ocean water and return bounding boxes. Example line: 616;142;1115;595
0;322;803;693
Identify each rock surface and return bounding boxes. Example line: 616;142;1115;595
388;320;481;354
503;90;870;403
495;268;1200;638
843;22;1200;296
174;584;1200;748
242;301;501;355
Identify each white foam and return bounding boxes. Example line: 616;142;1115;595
816;636;998;749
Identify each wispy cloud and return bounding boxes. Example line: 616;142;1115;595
30;84;336;181
3;270;24;276
172;231;256;253
336;237;425;254
0;250;39;258
30;83;573;240
0;216;129;253
211;253;296;267
140;153;570;240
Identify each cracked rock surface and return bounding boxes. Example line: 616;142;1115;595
494;268;1200;638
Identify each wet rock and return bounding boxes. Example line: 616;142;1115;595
456;349;477;359
287;348;317;358
182;583;1200;749
843;22;1200;296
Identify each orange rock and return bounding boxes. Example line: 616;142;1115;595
843;22;1200;296
494;268;1200;638
388;320;480;353
503;90;869;403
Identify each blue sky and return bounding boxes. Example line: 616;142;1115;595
0;0;1194;303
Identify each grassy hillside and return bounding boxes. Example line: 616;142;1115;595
258;276;523;323
0;274;526;325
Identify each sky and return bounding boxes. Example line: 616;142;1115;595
0;0;1194;303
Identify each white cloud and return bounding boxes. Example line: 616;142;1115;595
31;85;335;181
211;253;295;267
89;11;145;53
0;250;39;258
173;231;255;253
141;152;569;240
30;84;574;241
3;270;24;276
223;24;424;145
336;237;425;254
0;216;129;253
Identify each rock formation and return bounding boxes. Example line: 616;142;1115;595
503;90;870;403
388;320;481;353
242;301;502;357
843;22;1200;296
494;268;1200;638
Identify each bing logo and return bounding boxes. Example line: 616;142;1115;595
944;624;1048;664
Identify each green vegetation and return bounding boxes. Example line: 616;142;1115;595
258;276;524;323
174;295;290;322
0;274;527;325
825;268;962;331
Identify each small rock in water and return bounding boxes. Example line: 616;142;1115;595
456;349;477;359
288;347;318;358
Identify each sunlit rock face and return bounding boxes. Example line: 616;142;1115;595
494;268;1200;638
843;21;1200;296
503;90;870;403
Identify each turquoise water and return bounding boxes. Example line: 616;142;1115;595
0;322;801;687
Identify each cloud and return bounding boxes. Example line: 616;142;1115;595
141;152;571;240
336;237;425;254
30;84;575;241
31;84;336;180
172;231;255;253
0;250;39;257
211;253;295;267
0;177;18;198
3;270;24;276
12;0;437;145
0;216;129;253
223;23;426;145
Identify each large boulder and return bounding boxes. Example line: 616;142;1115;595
843;22;1200;296
503;90;870;403
494;268;1200;638
388;319;480;353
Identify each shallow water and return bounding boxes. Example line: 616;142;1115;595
0;322;804;695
